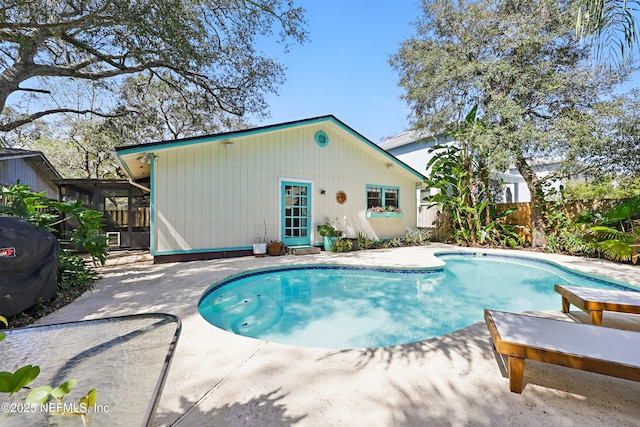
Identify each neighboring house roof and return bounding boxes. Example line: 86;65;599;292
0;148;62;183
380;130;561;179
378;129;436;151
116;115;427;182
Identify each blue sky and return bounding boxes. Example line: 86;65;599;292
254;1;640;145
253;1;423;144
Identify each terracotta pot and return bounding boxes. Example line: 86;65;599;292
267;242;284;256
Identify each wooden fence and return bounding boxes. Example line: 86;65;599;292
496;199;630;245
417;204;446;241
423;199;629;244
495;202;533;244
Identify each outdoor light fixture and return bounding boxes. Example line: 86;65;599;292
387;163;394;170
225;140;234;149
136;152;158;164
320;189;326;195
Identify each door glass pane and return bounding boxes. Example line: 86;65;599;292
282;183;310;245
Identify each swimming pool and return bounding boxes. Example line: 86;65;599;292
198;253;637;349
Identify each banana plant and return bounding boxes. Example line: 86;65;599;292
423;105;521;247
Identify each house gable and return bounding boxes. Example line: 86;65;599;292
116;116;425;182
116;116;426;259
0;149;61;199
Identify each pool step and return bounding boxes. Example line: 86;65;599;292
287;245;321;255
210;291;240;310
232;295;282;337
223;294;260;330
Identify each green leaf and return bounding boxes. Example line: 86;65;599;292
598;239;635;261
0;365;40;394
26;385;53;404
10;365;41;392
0;315;7;327
51;379;77;398
0;372;14;392
78;388;98;409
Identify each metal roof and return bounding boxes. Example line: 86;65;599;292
378;129;436;150
0;148;62;181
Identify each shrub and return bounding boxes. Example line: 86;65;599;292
0;184;107;291
333;238;352;252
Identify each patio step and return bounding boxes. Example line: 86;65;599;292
287;245;321;255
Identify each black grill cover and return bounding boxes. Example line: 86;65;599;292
0;216;59;316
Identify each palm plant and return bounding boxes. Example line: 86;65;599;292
575;0;639;64
575;196;640;263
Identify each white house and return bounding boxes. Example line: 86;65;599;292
379;130;564;204
115;116;426;262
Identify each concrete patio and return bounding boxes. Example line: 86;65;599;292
40;244;640;426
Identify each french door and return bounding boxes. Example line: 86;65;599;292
281;181;311;246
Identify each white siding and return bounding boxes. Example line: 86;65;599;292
0;158;57;199
152;122;421;254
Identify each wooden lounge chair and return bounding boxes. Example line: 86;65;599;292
555;284;640;326
484;309;640;393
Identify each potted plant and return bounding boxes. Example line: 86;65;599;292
333;238;353;253
267;240;284;256
366;205;403;218
346;236;359;251
316;217;342;251
253;220;267;257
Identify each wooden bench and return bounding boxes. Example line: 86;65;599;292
555;284;640;326
484;309;640;393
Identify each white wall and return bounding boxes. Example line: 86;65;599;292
151;122;422;254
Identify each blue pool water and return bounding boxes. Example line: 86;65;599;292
198;253;637;349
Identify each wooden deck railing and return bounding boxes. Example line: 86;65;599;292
104;208;150;228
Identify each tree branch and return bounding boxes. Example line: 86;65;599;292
59;32;128;71
0;1;115;32
0;107;129;132
16;86;50;94
25;60;172;80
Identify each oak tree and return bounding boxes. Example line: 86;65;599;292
0;0;306;132
392;0;637;246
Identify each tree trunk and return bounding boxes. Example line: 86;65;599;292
477;156;492;226
515;153;547;247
